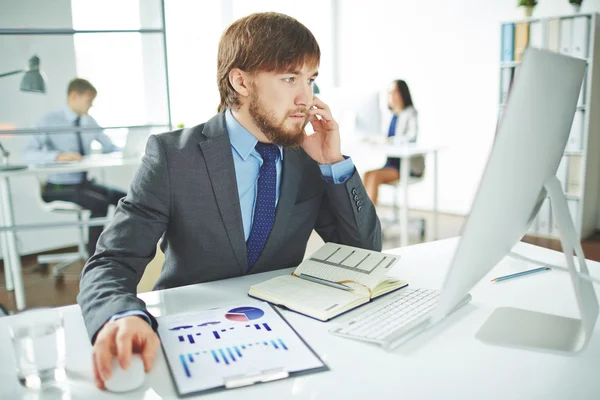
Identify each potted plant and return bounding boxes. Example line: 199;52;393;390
518;0;537;17
570;0;583;13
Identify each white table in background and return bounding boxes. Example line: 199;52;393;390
0;155;141;311
345;141;445;247
0;238;599;399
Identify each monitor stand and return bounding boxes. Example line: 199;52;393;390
475;175;599;353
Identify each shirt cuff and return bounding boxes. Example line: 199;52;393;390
109;310;152;326
319;156;355;184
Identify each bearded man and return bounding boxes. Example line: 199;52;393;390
78;12;381;390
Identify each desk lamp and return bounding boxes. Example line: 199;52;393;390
0;55;46;171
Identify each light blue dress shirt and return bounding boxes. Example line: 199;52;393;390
110;109;356;326
22;105;119;184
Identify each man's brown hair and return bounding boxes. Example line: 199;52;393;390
217;12;320;112
67;78;97;96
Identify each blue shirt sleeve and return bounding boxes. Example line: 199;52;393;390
319;156;355;184
109;310;152;325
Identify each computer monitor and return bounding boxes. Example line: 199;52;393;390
354;90;382;136
122;128;151;159
328;88;382;138
433;48;598;353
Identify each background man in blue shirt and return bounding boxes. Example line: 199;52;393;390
23;78;125;257
78;12;382;389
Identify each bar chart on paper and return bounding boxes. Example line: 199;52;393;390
157;303;326;396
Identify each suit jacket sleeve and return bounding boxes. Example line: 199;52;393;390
314;167;382;252
77;134;170;342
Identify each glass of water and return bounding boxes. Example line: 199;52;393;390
9;308;66;389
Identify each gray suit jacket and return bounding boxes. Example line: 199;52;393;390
77;112;382;342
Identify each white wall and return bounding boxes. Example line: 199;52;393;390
337;0;600;217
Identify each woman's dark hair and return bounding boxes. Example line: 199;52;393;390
394;79;414;109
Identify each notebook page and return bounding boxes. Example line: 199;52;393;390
250;275;366;317
294;243;400;290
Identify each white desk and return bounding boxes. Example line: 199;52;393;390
345;141;444;247
1;238;599;399
0;155;141;311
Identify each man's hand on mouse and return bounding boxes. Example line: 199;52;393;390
301;96;344;165
92;315;160;390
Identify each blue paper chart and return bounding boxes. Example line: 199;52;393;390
157;303;325;395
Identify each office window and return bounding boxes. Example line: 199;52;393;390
163;1;223;127
71;0;168;146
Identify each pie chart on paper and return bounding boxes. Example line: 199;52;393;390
225;306;265;322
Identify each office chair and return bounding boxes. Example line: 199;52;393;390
383;176;426;241
35;181;88;279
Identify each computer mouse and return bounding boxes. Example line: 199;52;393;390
104;353;146;393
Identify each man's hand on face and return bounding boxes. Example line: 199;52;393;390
301;96;344;165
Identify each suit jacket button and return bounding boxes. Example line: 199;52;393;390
353;195;360;201
351;188;358;195
356;200;362;206
357;205;363;212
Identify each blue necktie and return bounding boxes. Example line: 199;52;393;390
74;116;87;181
246;143;278;269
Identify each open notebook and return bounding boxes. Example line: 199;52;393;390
249;243;407;321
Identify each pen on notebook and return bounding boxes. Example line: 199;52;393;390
490;267;551;283
298;273;352;291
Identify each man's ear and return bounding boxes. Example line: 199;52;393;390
229;68;251;99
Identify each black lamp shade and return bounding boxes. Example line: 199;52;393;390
19;55;45;93
20;70;46;93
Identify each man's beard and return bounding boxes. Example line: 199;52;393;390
248;90;309;148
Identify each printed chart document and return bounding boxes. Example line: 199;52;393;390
249;243;407;321
157;302;327;396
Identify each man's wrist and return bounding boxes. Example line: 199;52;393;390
320;154;344;165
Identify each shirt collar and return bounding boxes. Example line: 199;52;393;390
62;105;80;123
225;109;283;161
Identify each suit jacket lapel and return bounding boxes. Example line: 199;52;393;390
198;114;247;274
250;147;304;273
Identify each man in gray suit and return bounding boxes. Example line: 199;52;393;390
80;12;381;390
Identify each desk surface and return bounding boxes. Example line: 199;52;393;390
1;238;599;399
0;154;141;178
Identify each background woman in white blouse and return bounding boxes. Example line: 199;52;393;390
363;79;424;204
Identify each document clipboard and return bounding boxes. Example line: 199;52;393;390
157;301;328;397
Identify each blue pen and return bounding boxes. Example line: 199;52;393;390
490;267;551;283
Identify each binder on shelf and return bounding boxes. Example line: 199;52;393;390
501;23;515;62
550;197;579;236
551;200;560;237
537;198;552;236
514;22;530;62
556;156;568;192
567;110;584;152
572;16;590;59
559;18;573;55
567;155;583;196
529;21;543;48
527;211;540;235
500;67;513;104
578;68;587;106
547;18;561;52
567;199;579;228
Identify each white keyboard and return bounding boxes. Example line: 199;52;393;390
330;288;441;349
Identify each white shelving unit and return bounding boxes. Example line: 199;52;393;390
499;12;600;240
